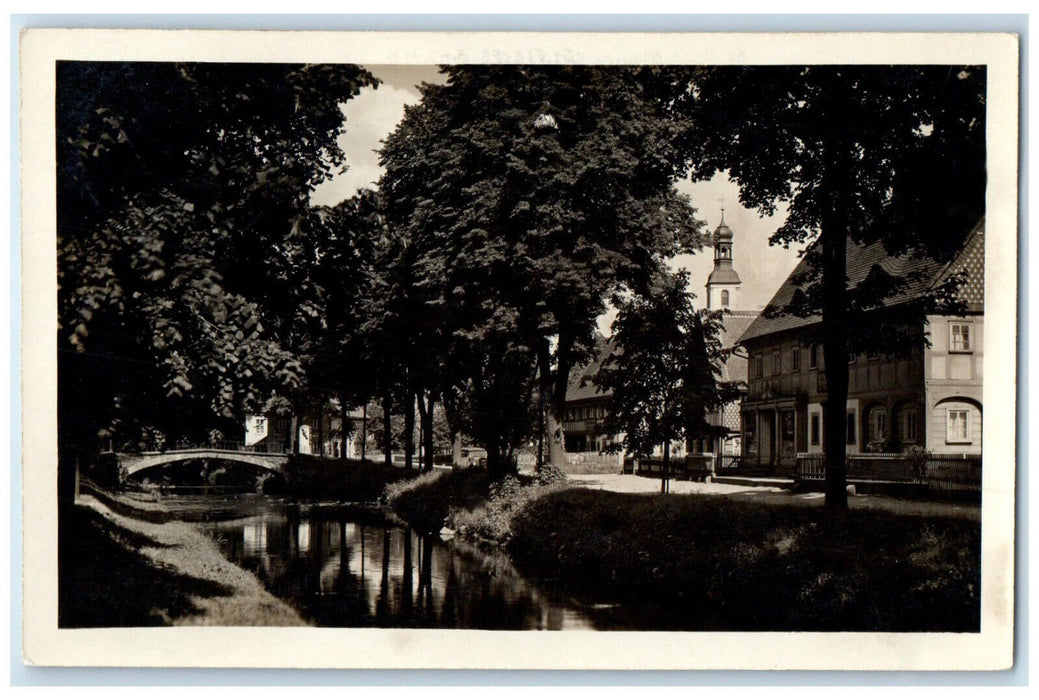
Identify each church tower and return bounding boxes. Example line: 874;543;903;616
705;210;742;310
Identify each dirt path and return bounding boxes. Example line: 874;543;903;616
63;493;307;627
565;473;981;521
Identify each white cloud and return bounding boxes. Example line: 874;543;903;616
310;82;418;206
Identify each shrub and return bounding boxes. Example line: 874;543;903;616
385;468;493;534
903;445;929;479
448;473;568;545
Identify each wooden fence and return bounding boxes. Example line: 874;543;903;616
622;454;717;481
563;452;624;474
796;452;982;494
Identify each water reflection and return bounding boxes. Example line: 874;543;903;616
208;511;592;630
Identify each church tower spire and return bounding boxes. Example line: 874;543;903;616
705;209;742;310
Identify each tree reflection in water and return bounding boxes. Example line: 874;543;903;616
207;509;592;630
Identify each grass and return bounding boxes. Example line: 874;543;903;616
59;487;307;627
507;489;981;631
384;471;981;631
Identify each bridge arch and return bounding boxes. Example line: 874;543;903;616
118;449;290;481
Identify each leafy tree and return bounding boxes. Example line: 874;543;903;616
597;270;741;493
675;65;986;509
57;61;377;463
378;65;706;476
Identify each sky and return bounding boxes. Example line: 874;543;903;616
311;65;804;327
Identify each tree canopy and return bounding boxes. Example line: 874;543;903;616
378;65;707;473
597;270;741;492
57;61;377;454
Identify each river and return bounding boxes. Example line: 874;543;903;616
183;496;596;630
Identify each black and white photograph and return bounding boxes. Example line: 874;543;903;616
20;29;1018;670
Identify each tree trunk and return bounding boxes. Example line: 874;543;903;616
545;334;570;467
403;390;415;470
289;414;299;454
420;395;435;472
536;339;551;474
361;404;367;462
317;402;325;457
340;402;349;459
820;103;852;511
662;440;670;494
381;392;393;468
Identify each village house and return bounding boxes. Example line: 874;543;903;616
245;404;367;458
737;218;984;475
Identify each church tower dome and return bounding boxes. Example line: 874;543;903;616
706;210;742;310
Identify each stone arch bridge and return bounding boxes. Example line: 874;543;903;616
114;445;290;481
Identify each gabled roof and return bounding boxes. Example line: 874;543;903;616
714;310;756;383
565;339;620;403
738;218;985;345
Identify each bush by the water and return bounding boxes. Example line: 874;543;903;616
449;467;568;545
507;489;980;631
384;468;493;534
282;455;414;502
385;465;567;536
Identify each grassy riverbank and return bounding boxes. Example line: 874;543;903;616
59;485;307;627
386;472;981;631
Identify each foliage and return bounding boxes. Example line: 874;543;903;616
448;473;568;545
903;444;930;478
378;66;708;472
57;61;377;457
508;489;980;631
597;270;741;464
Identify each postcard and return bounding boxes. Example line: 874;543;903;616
20;28;1018;670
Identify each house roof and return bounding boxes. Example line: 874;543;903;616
714;310;756;382
738;218;985;345
565;339;620;403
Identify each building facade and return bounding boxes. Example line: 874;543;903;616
245;403;367;458
737;220;984;474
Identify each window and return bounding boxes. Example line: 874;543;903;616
721;290;730;307
868;407;889;443
792;347;801;372
846;411;857;446
946;409;971;443
950;322;973;352
754;354;764;379
809;344;819;369
772;351;782;376
901;408;918;443
810;413;821;447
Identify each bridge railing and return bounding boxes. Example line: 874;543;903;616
166;440;291;455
